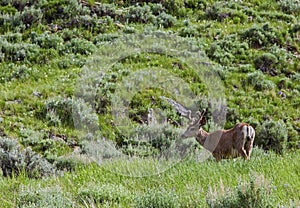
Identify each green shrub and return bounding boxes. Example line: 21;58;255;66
2;32;23;43
0;137;56;178
184;0;207;10
206;35;249;65
178;24;201;38
30;32;64;50
40;0;87;23
93;33;118;45
39;97;98;132
126;5;155;24
256;119;288;153
149;3;164;15
246;71;275;91
206;177;275;208
39;98;74;127
68;14;107;33
18;185;74;208
203;2;247;23
77;183;131;205
135;188;179;208
1;0;37;11
117;124;182;158
278;0;300;14
19;6;43;27
0;40;41;62
19;128;72;158
162;0;186;17
267;45;296;75
64;37;96;55
0;5;17;14
254;53;278;75
240;23;285;48
155;12;177;28
90;3;118;18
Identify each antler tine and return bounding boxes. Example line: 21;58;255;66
160;96;193;121
193;109;206;125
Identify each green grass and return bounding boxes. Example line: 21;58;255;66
0;0;300;207
0;148;299;207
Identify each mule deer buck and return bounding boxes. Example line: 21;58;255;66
161;96;255;161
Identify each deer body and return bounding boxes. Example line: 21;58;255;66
160;96;255;161
194;123;255;161
181;113;255;161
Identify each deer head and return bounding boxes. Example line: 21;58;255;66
181;110;207;138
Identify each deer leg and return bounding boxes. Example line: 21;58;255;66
244;140;254;159
238;148;248;160
212;153;221;162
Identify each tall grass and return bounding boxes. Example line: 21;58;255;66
0;148;299;207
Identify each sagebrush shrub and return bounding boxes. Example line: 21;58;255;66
254;53;278;75
246;71;275;91
19;6;43;27
0;137;56;178
0;40;41;62
126;5;155;24
39;97;98;132
155;12;177;28
135;188;179;208
18;185;74;208
64;37;96;55
206;35;249;65
30;32;64;50
77;183;131;205
206;177;275;208
240;23;285;48
278;0;300;14
256;119;288;153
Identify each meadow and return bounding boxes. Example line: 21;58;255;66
0;0;300;207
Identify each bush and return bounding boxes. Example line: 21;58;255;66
77;183;131;205
256;119;288;153
206;35;249;65
19;128;72;158
207;177;275;208
64;37;96;55
19;6;43;27
126;5;155;24
30;32;64;50
39;98;74;127
162;0;186;17
0;5;18;15
1;0;37;11
246;71;275;91
135;188;179;208
40;0;87;23
0;40;41;62
204;2;247;22
18;185;74;208
254;53;278;75
155;12;177;28
90;3;118;18
278;0;300;14
240;23;285;48
0;137;56;178
39;97;98;132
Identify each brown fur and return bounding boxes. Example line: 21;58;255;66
182;123;255;161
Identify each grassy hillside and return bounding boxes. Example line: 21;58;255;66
0;0;300;207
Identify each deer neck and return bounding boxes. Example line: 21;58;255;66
196;129;209;146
